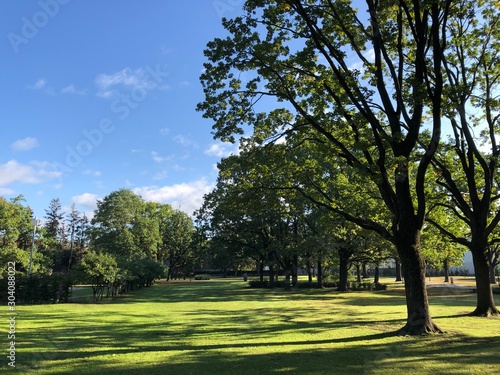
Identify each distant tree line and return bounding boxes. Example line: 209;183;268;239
0;189;201;302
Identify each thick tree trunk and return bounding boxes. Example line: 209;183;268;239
259;261;264;282
443;257;449;283
374;265;380;285
470;246;499;316
395;224;442;335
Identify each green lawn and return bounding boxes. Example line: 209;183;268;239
11;278;500;375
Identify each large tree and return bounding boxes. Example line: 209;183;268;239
425;0;500;316
198;0;450;334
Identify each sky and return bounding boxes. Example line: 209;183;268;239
0;0;246;220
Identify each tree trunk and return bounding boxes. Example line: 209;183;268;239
307;258;313;283
284;269;291;291
374;265;380;284
489;263;496;285
443;257;449;283
362;262;368;279
317;259;323;287
269;265;275;288
395;258;402;282
470;246;499;316
356;264;362;283
395;224;442;335
259;261;264;282
338;250;349;292
292;253;298;288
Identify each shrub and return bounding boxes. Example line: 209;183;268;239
0;273;74;304
194;274;211;280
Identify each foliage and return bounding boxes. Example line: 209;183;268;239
194;274;211;280
198;0;452;334
0;273;74;303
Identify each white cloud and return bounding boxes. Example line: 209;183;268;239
151;151;174;163
0;160;61;187
95;67;166;98
173;134;198;148
159;128;170;136
61;84;86;95
0;188;15;195
72;193;100;213
28;78;47;90
83;169;102;177
204;141;239;158
11;137;39;151
133;178;214;215
153;171;168;180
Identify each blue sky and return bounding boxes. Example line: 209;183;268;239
1;0;245;220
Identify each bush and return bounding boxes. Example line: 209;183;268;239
194;274;211;280
0;273;74;304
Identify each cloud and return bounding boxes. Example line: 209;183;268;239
28;78;47;90
151;151;174;163
95;67;167;99
152;171;168;180
0;160;62;187
61;84;86;95
0;188;15;195
83;169;102;177
159;128;170;136
11;137;39;151
72;193;100;214
204;141;239;158
173;134;198;148
133;178;214;215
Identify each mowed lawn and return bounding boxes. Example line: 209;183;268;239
13;278;500;375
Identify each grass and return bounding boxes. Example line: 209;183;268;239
10;277;500;375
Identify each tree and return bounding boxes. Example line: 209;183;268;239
424;0;500;316
163;210;197;280
79;250;119;301
44;198;64;240
198;0;450;334
66;203;80;272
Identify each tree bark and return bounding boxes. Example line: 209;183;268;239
338;249;350;292
470;245;499;316
317;259;323;287
374;265;380;285
395;224;442;335
490;263;496;285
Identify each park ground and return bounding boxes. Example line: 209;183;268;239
10;277;500;375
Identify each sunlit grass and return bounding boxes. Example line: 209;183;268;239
13;278;500;374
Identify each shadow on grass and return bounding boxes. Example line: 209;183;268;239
18;333;500;375
17;279;500;374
